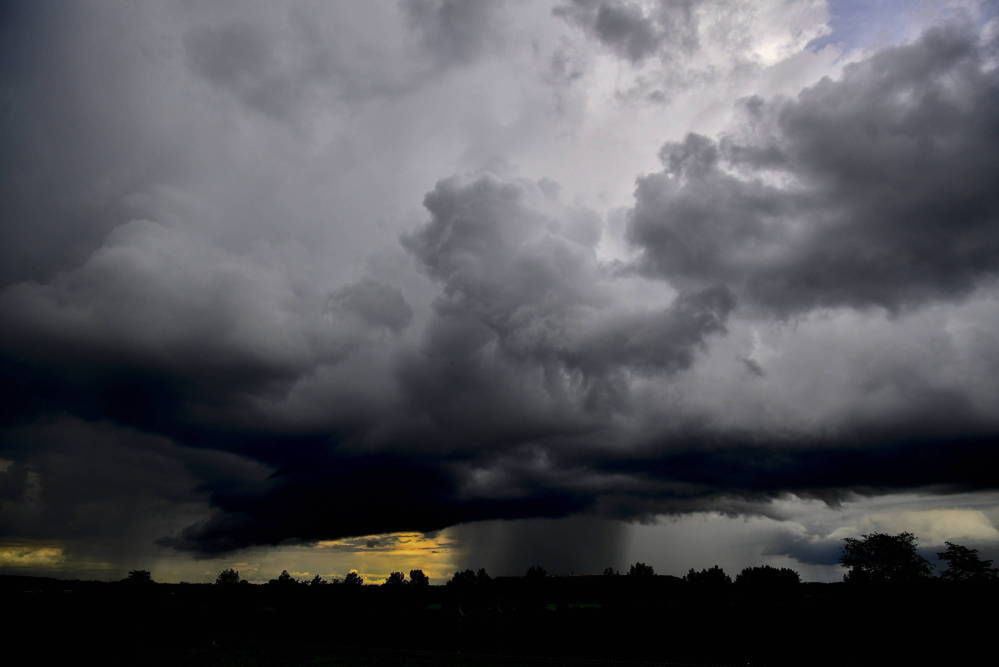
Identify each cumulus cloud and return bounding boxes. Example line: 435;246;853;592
629;24;999;313
400;175;732;425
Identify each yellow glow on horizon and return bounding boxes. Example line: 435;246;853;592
9;531;464;584
0;544;66;567
313;531;460;584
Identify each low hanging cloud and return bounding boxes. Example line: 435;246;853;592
1;6;999;562
160;175;737;554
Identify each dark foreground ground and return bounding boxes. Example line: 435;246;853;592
2;575;996;666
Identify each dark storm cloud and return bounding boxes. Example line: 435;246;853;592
554;0;698;63
0;221;336;434
594;434;999;515
3;4;999;563
0;172;729;555
159;451;595;555
0;417;268;571
157;174;736;554
565;285;733;377
402;175;729;379
629;24;999;313
156;161;999;554
399;175;732;424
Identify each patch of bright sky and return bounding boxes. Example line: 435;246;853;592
144;532;462;585
0;543;66;568
810;0;992;52
625;492;999;583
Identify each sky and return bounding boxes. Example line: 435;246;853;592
1;0;998;584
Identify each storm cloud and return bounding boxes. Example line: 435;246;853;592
629;24;999;313
1;2;998;572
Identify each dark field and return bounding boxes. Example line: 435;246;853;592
3;575;995;666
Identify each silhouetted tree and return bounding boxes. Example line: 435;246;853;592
525;565;547;580
603;567;619;576
938;542;998;582
684;565;731;585
449;569;471;586
448;569;476;587
409;569;430;587
628;562;655;577
123;570;154;585
268;570;298;586
309;574;327;586
343;571;363;586
841;532;932;583
735;565;800;586
384;571;406;586
448;568;491;588
215;568;243;586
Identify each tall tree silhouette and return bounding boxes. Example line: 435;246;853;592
215;568;243;586
938;542;998;582
123;570;154;585
448;569;490;588
384;571;406;586
684;565;731;585
268;570;298;586
841;532;931;583
628;562;654;577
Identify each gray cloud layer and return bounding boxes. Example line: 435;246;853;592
1;4;998;564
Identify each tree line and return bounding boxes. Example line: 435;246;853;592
122;532;996;586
